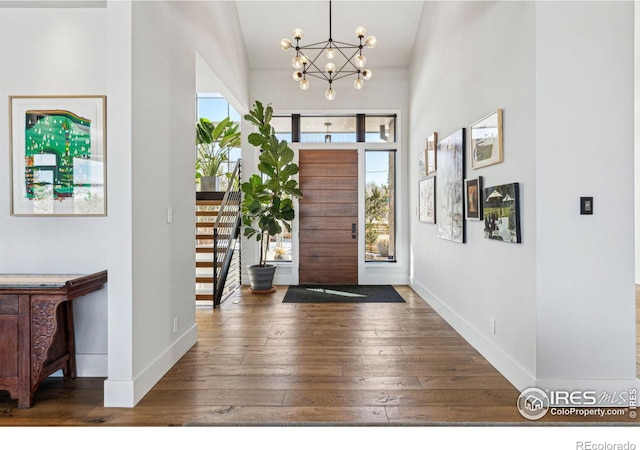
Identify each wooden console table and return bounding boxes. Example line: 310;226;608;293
0;270;107;408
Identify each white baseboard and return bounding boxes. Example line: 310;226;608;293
76;353;108;377
410;277;535;392
104;323;198;407
49;353;108;378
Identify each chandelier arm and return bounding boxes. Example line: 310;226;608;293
330;40;362;49
303;72;332;81
333;47;362;72
298;50;328;75
299;51;333;80
298;41;333;50
330;71;361;82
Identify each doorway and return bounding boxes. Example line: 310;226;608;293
298;149;358;284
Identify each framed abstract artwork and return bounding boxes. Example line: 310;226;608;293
419;176;436;224
483;182;521;243
426;132;437;175
464;176;483;221
436;128;465;243
470;109;503;169
9;95;107;216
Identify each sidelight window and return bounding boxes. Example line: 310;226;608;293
365;150;396;262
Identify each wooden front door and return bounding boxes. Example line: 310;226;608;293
298;150;358;284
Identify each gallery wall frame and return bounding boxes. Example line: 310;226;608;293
470;109;503;169
482;182;521;243
464;176;483;221
436;128;465;243
9;95;107;216
426;132;437;175
418;149;426;179
419;175;436;224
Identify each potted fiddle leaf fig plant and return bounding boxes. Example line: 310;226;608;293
241;101;302;291
196;116;241;191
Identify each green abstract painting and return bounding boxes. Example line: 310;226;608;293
25;110;92;199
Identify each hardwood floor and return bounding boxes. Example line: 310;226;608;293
0;285;638;426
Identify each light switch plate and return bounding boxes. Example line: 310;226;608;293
580;197;593;215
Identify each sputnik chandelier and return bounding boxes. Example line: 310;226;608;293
280;1;377;101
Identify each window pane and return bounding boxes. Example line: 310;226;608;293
365;116;396;143
196;93;242;191
300;116;357;143
365;150;396;262
271;116;292;142
265;232;292;263
265;117;293;262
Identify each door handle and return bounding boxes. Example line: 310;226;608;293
352;223;357;239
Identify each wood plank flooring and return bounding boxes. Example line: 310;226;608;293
0;285;638;426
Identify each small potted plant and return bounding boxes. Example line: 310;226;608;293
196;116;241;191
241;101;302;291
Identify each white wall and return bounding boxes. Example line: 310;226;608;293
535;1;636;392
410;1;637;396
104;0;251;407
0;1;251;407
0;5;112;376
409;1;537;389
247;67;411;286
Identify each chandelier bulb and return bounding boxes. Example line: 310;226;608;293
292;56;303;70
355;54;367;69
293;71;303;81
280;38;292;51
355;26;366;39
325;47;336;60
325;62;336;74
325;87;336;101
362;69;372;80
300;79;310;90
365;35;377;49
354;78;364;90
292;28;304;40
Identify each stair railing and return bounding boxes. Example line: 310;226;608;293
212;160;242;307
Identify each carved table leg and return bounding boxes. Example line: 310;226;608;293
63;301;76;381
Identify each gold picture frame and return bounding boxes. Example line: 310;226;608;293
470;109;503;169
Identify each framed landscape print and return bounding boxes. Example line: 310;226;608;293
470;109;503;169
9;95;107;216
436;128;465;243
483;182;521;243
426;132;437;175
419;176;436;223
464;176;483;221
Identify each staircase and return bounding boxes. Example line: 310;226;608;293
195;161;242;307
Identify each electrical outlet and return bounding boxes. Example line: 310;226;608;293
173;317;179;334
167;207;173;223
490;318;496;335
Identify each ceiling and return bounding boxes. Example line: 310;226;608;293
235;1;425;70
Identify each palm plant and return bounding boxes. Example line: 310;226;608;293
195;117;241;184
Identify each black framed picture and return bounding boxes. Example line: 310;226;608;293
464;176;483;221
483;182;521;243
